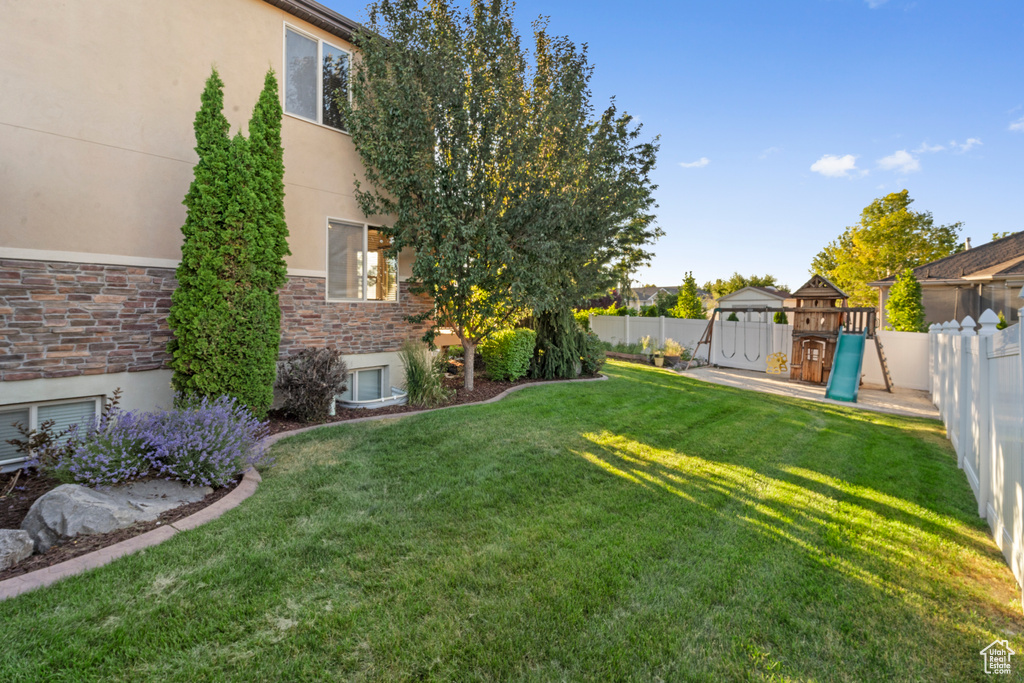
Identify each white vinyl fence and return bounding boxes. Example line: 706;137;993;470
591;315;930;388
930;309;1024;589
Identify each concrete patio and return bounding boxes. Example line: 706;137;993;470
682;366;939;420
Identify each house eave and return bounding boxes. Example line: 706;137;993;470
261;0;362;42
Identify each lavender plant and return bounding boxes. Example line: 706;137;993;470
58;410;153;486
146;395;270;488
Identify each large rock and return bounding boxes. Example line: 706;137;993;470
0;529;34;570
21;480;213;553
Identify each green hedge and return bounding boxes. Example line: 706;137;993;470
480;329;537;381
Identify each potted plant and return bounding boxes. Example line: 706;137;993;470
652;345;665;367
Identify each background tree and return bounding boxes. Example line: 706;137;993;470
167;69;289;417
703;273;786;300
670;272;705;319
773;311;789;324
344;0;659;387
992;231;1015;242
811;190;962;307
885;268;927;332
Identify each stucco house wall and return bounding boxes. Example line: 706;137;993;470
0;0;430;444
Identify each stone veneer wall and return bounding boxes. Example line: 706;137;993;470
0;258;432;384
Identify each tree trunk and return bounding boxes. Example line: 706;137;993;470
461;337;476;391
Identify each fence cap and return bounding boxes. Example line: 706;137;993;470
929;323;940;332
943;320;960;332
978;309;1001;335
960;315;977;335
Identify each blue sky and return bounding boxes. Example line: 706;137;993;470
323;0;1024;292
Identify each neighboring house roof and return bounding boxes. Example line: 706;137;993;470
871;231;1024;286
631;286;679;300
718;285;791;302
262;0;361;42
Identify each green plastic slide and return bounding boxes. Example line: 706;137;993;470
824;328;866;402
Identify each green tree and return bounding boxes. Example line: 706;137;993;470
992;231;1015;242
670;272;705;319
885;268;927;332
703;273;785;300
773;311;789;324
167;69;289;417
344;0;659;388
812;190;962;307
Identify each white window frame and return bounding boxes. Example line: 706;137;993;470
0;396;102;468
342;366;387;402
283;23;352;133
325;217;400;303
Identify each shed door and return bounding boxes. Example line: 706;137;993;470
801;339;826;384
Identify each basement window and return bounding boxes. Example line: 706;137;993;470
284;25;350;131
0;398;99;470
338;367;386;402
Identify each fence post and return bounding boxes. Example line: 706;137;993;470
625;315;631;345
659;316;666;347
928;323;939;400
976;309;999;518
958;316;976;469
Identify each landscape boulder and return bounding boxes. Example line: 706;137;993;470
21;480;213;553
0;529;34;570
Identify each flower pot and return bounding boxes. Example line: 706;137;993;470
653;355;664;367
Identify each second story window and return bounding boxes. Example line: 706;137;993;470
284;26;349;131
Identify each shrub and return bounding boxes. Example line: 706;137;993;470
997;311;1009;330
773;311;789;324
147;395;270;488
726;312;740;322
167;69;289;419
663;338;683;356
400;341;451;408
276;348;348;423
482;328;537;381
59;410;154;487
447;344;465;357
580;331;606;376
573;310;591;331
885;268;927;333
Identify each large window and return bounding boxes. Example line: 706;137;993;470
327;220;398;301
284;26;349;131
0;398;98;469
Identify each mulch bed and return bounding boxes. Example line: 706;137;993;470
0;473;241;582
265;371;549;436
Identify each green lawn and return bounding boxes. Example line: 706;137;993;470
1;360;1020;681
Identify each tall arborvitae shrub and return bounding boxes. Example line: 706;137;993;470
168;69;289;418
886;268;927;332
670;271;705;319
530;308;586;379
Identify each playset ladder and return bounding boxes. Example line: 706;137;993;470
873;336;893;393
685;313;716;371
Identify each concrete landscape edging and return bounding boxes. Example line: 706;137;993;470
0;373;609;600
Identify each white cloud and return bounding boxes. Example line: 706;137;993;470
878;149;920;173
759;146;781;159
1010;117;1024;132
679;157;710;168
950;138;982;153
810;154;859;178
914;142;945;154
